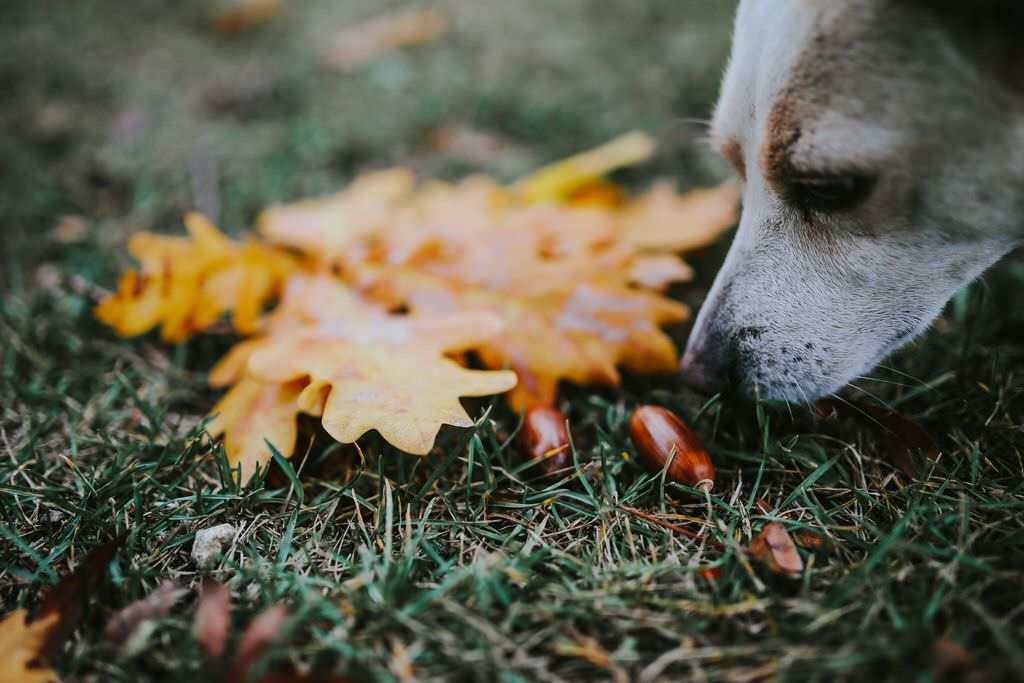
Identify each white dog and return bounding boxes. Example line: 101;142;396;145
680;0;1024;402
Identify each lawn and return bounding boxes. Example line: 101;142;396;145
2;1;1023;681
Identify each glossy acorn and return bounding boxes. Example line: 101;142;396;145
628;405;715;490
519;406;572;475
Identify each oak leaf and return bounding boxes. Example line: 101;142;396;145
0;611;58;683
258;169;416;265
619;179;741;253
97;134;740;480
365;269;687;410
511;131;655;204
96;213;296;342
243;311;517;455
206;272;515;480
207;378;307;484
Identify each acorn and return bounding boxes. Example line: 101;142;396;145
518;406;572;476
628;405;715;490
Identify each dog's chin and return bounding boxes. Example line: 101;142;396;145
731;363;850;405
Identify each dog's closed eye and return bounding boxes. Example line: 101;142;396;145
782;173;877;213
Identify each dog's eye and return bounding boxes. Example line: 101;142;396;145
784;174;876;213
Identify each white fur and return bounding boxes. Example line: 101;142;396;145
683;0;1024;402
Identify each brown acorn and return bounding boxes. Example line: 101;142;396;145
628;405;715;490
519;406;572;476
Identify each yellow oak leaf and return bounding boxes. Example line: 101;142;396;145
97;133;740;475
258;168;415;263
511;131;655;204
207;377;306;484
0;610;59;683
208;271;383;389
243;312;517;455
627;254;696;291
620;179;741;253
95;213;296;342
95;271;165;338
364;269;688;411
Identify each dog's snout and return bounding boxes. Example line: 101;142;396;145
679;338;730;395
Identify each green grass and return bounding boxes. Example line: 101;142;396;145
2;1;1024;681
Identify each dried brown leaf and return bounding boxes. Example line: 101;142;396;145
104;581;188;653
32;536;123;662
229;604;288;683
817;398;939;478
194;580;231;661
324;8;448;71
210;0;281;34
749;523;804;579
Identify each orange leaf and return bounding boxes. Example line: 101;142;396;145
0;611;59;683
207;378;306;484
95;213;296;343
244;311;517;455
98;132;743;476
512;131;655;204
258;169;415;264
620;179;740;253
367;269;687;411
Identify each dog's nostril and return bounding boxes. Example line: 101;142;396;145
680;350;710;393
680;348;727;395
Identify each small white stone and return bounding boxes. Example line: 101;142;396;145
191;524;237;569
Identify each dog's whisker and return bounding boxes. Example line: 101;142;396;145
671;116;713;128
845;382;897;411
823;393;892;433
871;364;930;387
850;375;915;388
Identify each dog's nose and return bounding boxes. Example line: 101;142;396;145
679;345;727;394
680;349;724;394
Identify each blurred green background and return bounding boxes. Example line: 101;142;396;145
0;0;736;289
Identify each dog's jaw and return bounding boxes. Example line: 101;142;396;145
683;0;1024;402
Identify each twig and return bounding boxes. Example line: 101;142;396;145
620;505;723;549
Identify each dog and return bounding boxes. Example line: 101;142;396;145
679;0;1024;403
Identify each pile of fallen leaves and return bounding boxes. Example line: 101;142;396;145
96;132;739;483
